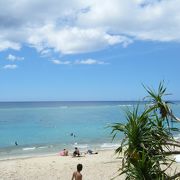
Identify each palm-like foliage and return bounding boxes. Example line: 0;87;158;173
111;82;180;179
144;81;180;122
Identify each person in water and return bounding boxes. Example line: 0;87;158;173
15;141;18;146
70;133;76;138
71;164;83;180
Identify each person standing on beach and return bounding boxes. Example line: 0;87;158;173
71;164;83;180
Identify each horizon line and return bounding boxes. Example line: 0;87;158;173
0;100;179;103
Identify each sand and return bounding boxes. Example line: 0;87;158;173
0;150;179;180
0;150;124;180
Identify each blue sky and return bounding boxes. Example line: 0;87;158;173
0;0;180;101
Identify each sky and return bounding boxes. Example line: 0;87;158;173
0;0;180;101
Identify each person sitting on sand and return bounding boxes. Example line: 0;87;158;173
63;149;68;156
73;147;80;157
72;164;83;180
86;149;98;155
59;149;68;156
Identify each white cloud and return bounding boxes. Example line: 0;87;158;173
3;64;18;69
7;54;24;61
77;0;180;42
0;0;180;54
0;40;21;51
75;58;107;65
40;49;52;57
51;58;107;65
51;59;71;65
28;25;130;54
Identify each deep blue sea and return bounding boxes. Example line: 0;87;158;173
0;101;180;160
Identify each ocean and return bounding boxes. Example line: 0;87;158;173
0;101;180;160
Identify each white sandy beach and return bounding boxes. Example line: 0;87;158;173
0;150;180;180
0;150;123;180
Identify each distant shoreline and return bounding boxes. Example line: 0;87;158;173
0;100;180;103
0;100;179;109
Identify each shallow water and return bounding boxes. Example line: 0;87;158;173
0;101;179;159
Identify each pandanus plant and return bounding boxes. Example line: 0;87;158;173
111;82;180;179
144;82;180;122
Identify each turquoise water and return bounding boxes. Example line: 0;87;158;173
0;101;180;159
